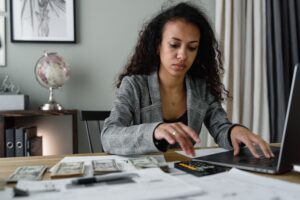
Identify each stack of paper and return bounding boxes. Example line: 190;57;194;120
15;168;203;200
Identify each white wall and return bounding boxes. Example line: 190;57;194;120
0;0;215;153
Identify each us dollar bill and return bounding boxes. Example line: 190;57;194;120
92;159;121;175
7;165;47;183
129;156;160;169
0;179;5;190
51;162;84;178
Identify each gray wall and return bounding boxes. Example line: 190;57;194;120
0;0;215;153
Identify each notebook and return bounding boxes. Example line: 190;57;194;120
194;65;300;174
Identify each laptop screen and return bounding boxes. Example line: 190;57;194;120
194;65;300;174
277;65;300;172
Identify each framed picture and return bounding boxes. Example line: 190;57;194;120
10;0;76;43
0;0;5;66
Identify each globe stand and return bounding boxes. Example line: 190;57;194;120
40;87;64;111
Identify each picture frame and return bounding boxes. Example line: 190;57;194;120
0;0;5;66
10;0;76;43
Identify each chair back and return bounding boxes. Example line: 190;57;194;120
80;110;110;153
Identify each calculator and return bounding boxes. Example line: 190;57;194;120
174;160;230;177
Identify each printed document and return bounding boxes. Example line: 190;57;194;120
177;168;300;200
176;147;228;158
13;168;203;200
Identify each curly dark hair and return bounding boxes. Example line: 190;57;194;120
116;2;230;102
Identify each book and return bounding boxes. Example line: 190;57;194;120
5;128;15;157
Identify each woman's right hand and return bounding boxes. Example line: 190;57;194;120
154;122;200;156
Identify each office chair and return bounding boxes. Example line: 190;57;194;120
80;110;110;153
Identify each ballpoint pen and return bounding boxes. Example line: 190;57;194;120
71;172;139;185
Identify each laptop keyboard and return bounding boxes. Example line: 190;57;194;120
237;147;280;167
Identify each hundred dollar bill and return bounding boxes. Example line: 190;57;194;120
92;159;121;175
7;165;47;183
129;156;160;169
0;179;5;190
51;162;84;178
129;156;169;172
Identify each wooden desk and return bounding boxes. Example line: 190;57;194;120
0;150;300;187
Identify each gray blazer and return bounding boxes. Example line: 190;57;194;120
101;71;234;155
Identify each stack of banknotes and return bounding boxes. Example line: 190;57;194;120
129;156;161;169
50;162;85;178
7;165;47;183
0;179;5;190
92;159;122;175
5;156;167;183
129;156;169;172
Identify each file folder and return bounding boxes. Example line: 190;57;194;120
24;127;37;156
5;128;15;157
15;128;25;157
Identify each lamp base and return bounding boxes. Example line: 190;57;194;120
40;102;63;111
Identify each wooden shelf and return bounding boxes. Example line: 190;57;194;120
0;110;77;117
0;110;78;157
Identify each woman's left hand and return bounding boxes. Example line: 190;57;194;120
230;126;275;159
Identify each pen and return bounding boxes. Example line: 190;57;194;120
71;172;138;185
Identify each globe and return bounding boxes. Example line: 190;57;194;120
34;52;71;110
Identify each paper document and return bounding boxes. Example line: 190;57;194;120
177;168;300;200
13;168;203;200
176;147;228;158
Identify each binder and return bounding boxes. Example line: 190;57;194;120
15;128;25;157
5;128;15;157
24;127;37;156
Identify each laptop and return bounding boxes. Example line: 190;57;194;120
194;65;300;174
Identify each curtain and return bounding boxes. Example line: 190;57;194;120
266;0;300;142
210;0;270;146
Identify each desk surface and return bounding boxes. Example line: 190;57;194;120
1;150;300;186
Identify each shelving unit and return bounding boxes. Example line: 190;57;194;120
0;110;78;157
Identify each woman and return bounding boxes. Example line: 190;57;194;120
101;2;274;158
